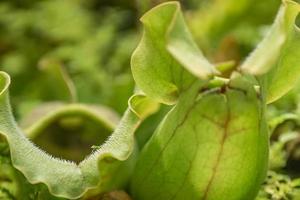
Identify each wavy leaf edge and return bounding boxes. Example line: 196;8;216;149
0;71;150;199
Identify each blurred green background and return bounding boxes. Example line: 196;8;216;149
0;0;282;117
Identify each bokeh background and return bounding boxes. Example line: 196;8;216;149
0;0;282;116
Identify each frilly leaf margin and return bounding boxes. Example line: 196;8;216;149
0;71;156;199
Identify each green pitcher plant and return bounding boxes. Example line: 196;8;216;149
0;0;300;199
130;0;300;200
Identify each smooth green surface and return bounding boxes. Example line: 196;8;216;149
128;94;160;120
131;77;268;200
131;2;218;105
241;0;299;75
130;2;274;200
20;102;120;138
265;22;300;104
240;0;300;104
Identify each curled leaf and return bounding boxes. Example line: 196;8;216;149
0;71;147;199
128;94;160;120
241;0;300;75
20;102;120;139
131;2;218;105
166;3;219;79
240;0;300;103
19;102;120;162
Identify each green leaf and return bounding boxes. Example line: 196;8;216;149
0;71;153;199
241;0;300;75
266;24;300;103
131;2;218;105
166;5;219;79
131;77;268;200
128;94;160;120
240;0;300;103
20;102;120;139
18;102;122;163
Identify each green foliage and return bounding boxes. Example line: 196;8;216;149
0;0;137;115
256;171;300;200
130;1;300;199
188;0;281;61
1;0;300;199
0;72;141;199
